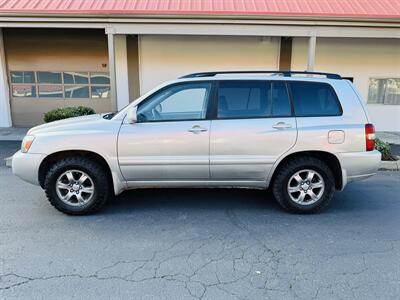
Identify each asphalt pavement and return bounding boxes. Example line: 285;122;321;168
0;141;399;299
390;144;400;156
0;141;19;166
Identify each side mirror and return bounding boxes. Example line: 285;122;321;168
126;106;138;124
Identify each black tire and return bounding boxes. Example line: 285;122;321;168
44;156;110;215
272;156;335;214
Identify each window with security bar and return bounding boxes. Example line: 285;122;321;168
368;78;400;105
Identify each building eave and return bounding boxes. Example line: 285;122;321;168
0;12;399;24
0;14;399;30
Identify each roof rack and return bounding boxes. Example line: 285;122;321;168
180;71;342;80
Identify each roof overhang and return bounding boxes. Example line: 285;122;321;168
0;0;399;24
0;11;399;39
0;11;399;23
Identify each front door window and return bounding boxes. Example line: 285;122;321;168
137;82;211;122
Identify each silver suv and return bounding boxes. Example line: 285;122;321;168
12;71;381;215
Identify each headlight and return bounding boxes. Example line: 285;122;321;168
21;135;35;153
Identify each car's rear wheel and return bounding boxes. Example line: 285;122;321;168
44;157;110;215
272;157;335;214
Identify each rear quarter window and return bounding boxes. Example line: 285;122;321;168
289;82;342;117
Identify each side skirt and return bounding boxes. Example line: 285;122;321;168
125;180;267;190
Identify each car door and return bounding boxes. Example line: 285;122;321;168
118;81;212;184
210;80;297;182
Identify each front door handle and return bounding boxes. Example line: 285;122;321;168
272;122;292;129
188;125;208;134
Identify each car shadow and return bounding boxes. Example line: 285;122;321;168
98;181;386;217
101;187;366;216
103;188;284;215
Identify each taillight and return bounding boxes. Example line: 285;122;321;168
365;124;375;151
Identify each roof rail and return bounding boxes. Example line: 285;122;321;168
180;71;342;80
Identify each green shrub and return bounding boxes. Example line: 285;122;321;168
375;138;397;161
44;106;96;123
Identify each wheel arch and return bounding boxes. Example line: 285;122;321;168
269;151;343;190
38;150;114;191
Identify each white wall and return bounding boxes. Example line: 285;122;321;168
139;35;280;93
0;29;12;127
292;37;400;131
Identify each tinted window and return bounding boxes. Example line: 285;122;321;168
10;71;35;84
12;85;36;97
138;82;211;122
37;72;62;84
63;72;89;84
217;81;291;119
38;85;63;98
91;86;110;99
290;82;341;117
65;85;89;98
9;70;111;100
269;82;292;117
90;73;110;84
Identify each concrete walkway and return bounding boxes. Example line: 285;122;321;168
0;127;29;141
376;131;400;145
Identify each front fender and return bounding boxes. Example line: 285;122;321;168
29;121;126;195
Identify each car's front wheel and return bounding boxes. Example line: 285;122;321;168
44;157;110;215
272;157;335;214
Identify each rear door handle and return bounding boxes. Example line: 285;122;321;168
188;125;208;134
272;122;292;129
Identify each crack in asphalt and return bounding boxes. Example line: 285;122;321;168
1;220;399;300
0;210;284;300
1;171;400;299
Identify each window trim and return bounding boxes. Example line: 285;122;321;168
9;70;111;100
287;81;343;118
136;80;215;123
210;80;295;121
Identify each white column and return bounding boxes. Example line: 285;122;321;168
107;31;117;112
114;35;130;110
0;29;12;127
307;35;317;72
107;30;130;112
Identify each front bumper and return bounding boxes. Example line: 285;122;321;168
12;151;46;186
338;150;381;189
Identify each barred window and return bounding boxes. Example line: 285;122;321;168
368;78;400;105
10;71;110;99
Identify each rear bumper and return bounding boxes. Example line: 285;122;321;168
12;151;45;185
338;150;381;190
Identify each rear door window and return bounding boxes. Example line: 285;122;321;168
289;82;342;117
217;81;292;119
269;82;292;117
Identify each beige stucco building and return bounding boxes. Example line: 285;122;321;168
0;0;399;130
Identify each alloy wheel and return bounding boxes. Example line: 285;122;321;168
287;169;325;205
55;170;95;207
